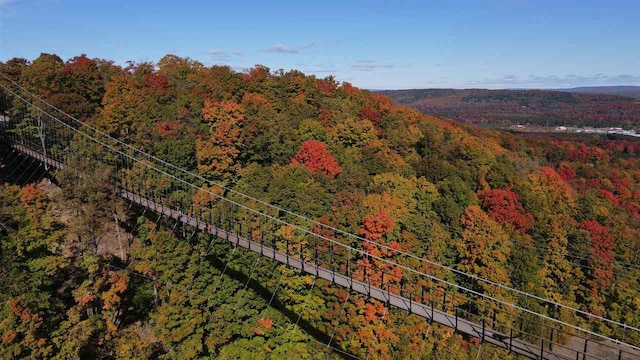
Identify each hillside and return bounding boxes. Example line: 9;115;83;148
1;54;640;359
555;86;640;98
380;88;640;129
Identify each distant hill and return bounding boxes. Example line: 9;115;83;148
554;86;640;98
379;88;640;128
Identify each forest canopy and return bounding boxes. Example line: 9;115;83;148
1;53;639;359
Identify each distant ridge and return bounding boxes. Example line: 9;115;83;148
379;88;640;128
553;86;640;98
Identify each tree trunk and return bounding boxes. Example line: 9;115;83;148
153;276;158;307
113;212;126;261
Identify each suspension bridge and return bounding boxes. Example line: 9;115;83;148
1;76;639;360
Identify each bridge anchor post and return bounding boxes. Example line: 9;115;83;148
430;297;434;324
443;291;446;312
509;327;513;353
260;232;264;256
386;283;390;309
454;307;458;332
286;238;291;268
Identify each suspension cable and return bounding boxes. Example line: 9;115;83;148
2;79;639;350
2;77;638;332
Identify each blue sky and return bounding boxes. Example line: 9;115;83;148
1;0;638;89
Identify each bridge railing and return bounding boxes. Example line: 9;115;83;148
1;81;639;360
2;77;638;334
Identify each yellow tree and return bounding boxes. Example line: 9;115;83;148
456;205;512;318
196;99;244;180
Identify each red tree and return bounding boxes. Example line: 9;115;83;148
317;108;333;127
581;220;616;295
360;210;393;241
357;106;383;128
156;119;179;136
539;166;566;186
142;73;169;95
291;140;341;178
315;79;336;97
479;189;534;234
567;144;608;163
557;163;576;181
596;189;619;205
358;210;402;288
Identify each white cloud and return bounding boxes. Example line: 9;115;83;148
303;64;339;74
351;60;394;71
261;40;336;54
207;49;231;63
262;43;300;53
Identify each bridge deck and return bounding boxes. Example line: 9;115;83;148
117;188;562;360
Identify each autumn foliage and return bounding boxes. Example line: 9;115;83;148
557;162;576;181
315;79;336;97
479;188;534;234
360;210;394;241
196;99;244;178
291;140;341;177
358;210;402;287
3;53;640;360
156;119;179;136
581;220;616;293
357;106;383;128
